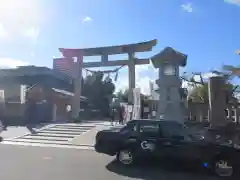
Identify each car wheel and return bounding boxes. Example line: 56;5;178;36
0;136;3;142
117;149;134;166
214;159;234;177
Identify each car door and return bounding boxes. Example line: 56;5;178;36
137;122;160;156
118;123;139;147
158;122;201;161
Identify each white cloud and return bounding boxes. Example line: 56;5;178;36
0;58;29;68
193;72;217;82
0;0;42;41
0;24;8;38
22;27;40;40
224;0;240;6
0;23;40;41
115;62;158;95
30;51;35;57
82;16;93;23
181;3;193;13
182;72;218;92
136;76;153;95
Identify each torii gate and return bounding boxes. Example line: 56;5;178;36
54;39;157;119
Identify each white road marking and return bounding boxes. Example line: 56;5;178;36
1;141;95;150
1;122;111;149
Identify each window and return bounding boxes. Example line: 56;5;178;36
225;109;229;118
160;122;185;138
120;123;137;134
163;65;176;76
139;123;160;136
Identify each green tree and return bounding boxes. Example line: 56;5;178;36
115;89;129;103
82;72;115;116
188;83;209;102
115;89;150;103
188;81;237;103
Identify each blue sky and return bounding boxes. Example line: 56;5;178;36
0;0;239;94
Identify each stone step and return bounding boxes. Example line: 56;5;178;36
38;130;83;135
46;127;89;132
54;124;96;128
30;133;76;138
52;125;95;130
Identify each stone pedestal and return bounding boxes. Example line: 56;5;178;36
155;71;184;122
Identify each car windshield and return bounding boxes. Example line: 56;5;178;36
109;125;125;132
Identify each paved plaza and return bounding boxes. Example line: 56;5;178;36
0;144;219;180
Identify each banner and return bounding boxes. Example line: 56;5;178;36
125;105;133;123
132;88;141;120
121;103;131;123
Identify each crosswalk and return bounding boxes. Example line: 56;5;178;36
2;123;99;149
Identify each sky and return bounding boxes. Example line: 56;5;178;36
0;0;240;94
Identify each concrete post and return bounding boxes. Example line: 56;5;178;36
52;103;57;122
208;76;227;127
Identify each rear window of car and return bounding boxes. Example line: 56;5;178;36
160;121;186;138
120;123;137;133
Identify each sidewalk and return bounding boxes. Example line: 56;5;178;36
1;123;55;140
71;127;98;146
70;125;113;146
1;126;31;139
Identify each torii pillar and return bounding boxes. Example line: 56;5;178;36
59;49;83;120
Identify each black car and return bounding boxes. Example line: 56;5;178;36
95;119;240;178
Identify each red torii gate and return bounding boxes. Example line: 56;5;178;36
55;40;157;119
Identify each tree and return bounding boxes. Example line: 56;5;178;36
82;72;115;116
115;89;150;103
115;89;128;103
188;83;208;102
185;72;237;103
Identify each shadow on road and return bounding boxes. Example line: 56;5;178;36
106;160;220;180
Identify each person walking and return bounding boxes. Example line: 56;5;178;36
110;108;115;126
119;105;124;125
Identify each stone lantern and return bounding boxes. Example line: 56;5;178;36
151;47;187;123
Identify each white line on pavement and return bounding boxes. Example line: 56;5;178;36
1;141;95;150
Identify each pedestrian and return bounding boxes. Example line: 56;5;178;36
110;108;115;126
119;105;124;125
0;102;6;130
66;104;72;122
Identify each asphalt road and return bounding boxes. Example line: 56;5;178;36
0;144;221;180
